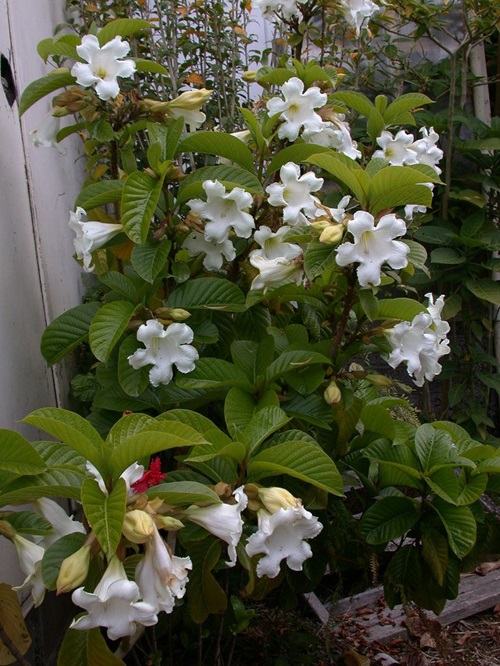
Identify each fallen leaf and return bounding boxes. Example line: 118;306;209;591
343;648;371;666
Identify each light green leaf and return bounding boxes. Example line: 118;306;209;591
266;144;333;176
224;388;279;436
19;69;76;116
145;481;221;505
457;473;488;506
99;272;137;302
369;166;433;216
41;532;87;590
2;511;52;536
265;350;331;383
75;181;124;211
133;58;169;76
383;93;433;126
166;277;246;312
430;247;466;265
306;153;368;205
177;165;263;204
89;301;136;363
37;34;80;63
131;240;170;283
81;478;126;559
304;242;337;281
176;358;253;391
97;18;152;45
0;430;46;475
377;298;426;322
242;407;291;455
23;408;104;467
177;132;255;172
122;171;165;244
332;91;375;118
41;302;102;366
431;498;476;559
360;496;420;544
248;440;343;495
425;468;459;504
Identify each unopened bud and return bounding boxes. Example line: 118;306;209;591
310;219;330;234
319;224;344;245
167;89;212;111
56;544;91;594
324;380;342;405
242;70;257;82
258;487;298;513
366;374;393;388
155;516;184;531
122;510;155;544
0;520;16;539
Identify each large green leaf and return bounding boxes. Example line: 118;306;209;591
265;350;331;383
332;91;375;118
41;302;102;366
2;511;52;536
89;301;136;363
383;93;433;126
241;407;291;455
360;496;420;544
117;336;150;397
369;166;433;216
224;388;279;435
465;278;500;306
166;277;246;312
248;440;343;495
97;18;152;45
131;240;170;283
58;627;125;666
266;144;333;176
415;424;474;473
19;69;76;116
99;272;137;302
425;468;459;504
0;430;46;475
431;498;476;559
133;58;169;76
75;181;124;211
121;171;165;244
81;478;126;559
23;408;104;468
187;539;227;623
145;481;221;505
175;358;253;391
177;165;263;204
108;422;207;475
376;298;426;322
41;532;87;590
306;153;368;205
37;34;81;63
384;545;422;608
304;242;338;281
177;132;255;172
363;439;422;489
421;524;448;587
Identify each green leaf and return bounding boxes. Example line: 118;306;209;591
332;91;375;118
133;58;169;76
97;18;152;45
41;302;102;366
265;350;331;383
266;144;333;176
224;388;279;435
177;132;255;172
241;407;291;455
425;467;459;504
187;539;227;623
304;242;337;281
177;165;263;204
75;181;124;211
383;93;433;126
430;247;465;265
384;546;422;607
360;496;420;544
369;166;433;216
306;153;368;205
465;279;500;306
431;498;476;559
23;408;104;467
176;358;253;391
2;511;52;536
58;627;125;666
122;171;166;244
117;335;150;397
41;532;87;590
255;66;294;87
19;69;76;116
166;277;246;312
358;289;379;321
0;430;46;474
145;481;221;505
81;478;127;559
457;472;488;506
283;393;333;429
37;34;81;63
377;298;426;322
89;301;136;363
99;272;137;302
248;440;343;495
131;240;170;283
421;524;448;586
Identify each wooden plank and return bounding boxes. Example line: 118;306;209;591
305;568;500;644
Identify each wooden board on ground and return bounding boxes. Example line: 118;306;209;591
305;567;500;644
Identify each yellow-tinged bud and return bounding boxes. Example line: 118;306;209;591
0;520;16;538
324;380;342;405
122;510;155;544
310;218;330;234
258;487;298;513
167;88;212;111
155;516;184;531
56;544;91;594
366;374;394;388
319;224;344;245
242;70;257;82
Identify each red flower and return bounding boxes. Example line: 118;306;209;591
131;457;166;493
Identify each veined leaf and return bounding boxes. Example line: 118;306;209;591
118;336;150;397
304;242;337;281
97;18;152;45
177;165;263;204
421;524;448;587
133;58;169;76
99;272;137;302
41;302;102;366
37;34;81;63
131;239;170;283
187;539;227;623
306;153;368;205
166;277;246;312
57;627;125;666
431;498;476;559
383;93;433;126
177;132;255;172
360;496;420;544
175;358;253;391
2;511;52;536
242;407;291;454
465;279;500;306
266;144;334;176
19;69;76;116
41;532;87;590
377;298;426;322
0;430;46;475
122;171;166;244
248;440;343;495
265;350;331;383
89;301;136;363
369;166;433;216
145;481;221;505
332;91;375;118
81;478;126;559
75;180;124;211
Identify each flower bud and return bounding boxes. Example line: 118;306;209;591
366;374;394;388
310;218;330;234
324;380;342;405
155;516;184;531
242;70;257;82
56;544;91;594
122;510;155;544
258;487;298;513
0;520;16;538
319;224;344;245
167;88;212;111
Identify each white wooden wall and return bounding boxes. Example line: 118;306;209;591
1;0;84;591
